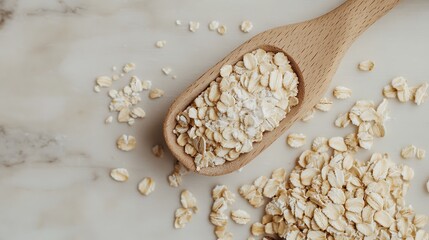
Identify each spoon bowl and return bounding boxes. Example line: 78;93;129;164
163;0;400;176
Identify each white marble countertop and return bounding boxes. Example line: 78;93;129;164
1;0;428;239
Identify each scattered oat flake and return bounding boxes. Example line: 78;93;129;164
240;20;253;33
116;134;137;151
415;82;429;105
217;25;227;35
168;161;188;188
427;180;429;193
117;108;131;123
142;80;152;90
335;112;350;128
152;144;164;158
127;118;135;126
315;97;333;112
383;84;397;98
333;86;352;99
110;168;129;182
96;76;113;88
175;20;182;25
105;116;113;124
174;207;193;229
209;20;219;31
131;107;146;118
162;67;172;75
174;190;197;229
329;136;347;152
417;148;426;160
189;21;200;32
251;222;265;236
155;40;166;48
287;133;306;148
358;60;375;71
112;74;120;81
401;145;417;159
93;85;101;93
180;190;198;211
301;108;315;122
122;62;136;73
138;177;155;196
231;209;251;224
149;88;165;99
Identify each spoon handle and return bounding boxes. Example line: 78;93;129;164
324;0;400;43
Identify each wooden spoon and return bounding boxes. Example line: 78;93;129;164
163;0;400;176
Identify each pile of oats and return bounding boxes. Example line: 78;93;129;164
241;97;428;239
174;190;198;229
210;185;236;239
173;49;299;171
383;77;428;105
247;141;428;239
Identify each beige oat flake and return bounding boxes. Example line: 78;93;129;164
152;144;164;158
96;76;113;88
162;67;172;75
138;177;155;196
231;209;251;224
149;88;165;99
333;86;352;99
217;25;227;35
122;62;136;73
110;168;129;182
415;82;429;105
358;60;375;71
240;20;253;33
287;133;306;148
417;148;426;160
155;40;166;48
116;134;136;151
105;116;113;124
189;21;200;32
209;20;219;31
180;190;198;211
315;97;333;112
401;145;417;159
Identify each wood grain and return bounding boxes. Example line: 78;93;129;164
163;0;400;176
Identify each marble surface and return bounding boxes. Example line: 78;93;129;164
0;0;428;239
